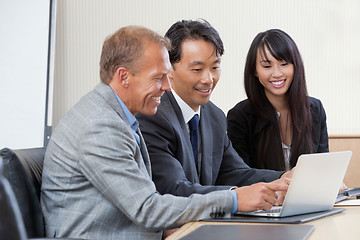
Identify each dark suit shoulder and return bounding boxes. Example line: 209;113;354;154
204;101;226;118
228;99;255;116
309;97;326;118
227;99;258;125
309;97;324;111
200;101;228;136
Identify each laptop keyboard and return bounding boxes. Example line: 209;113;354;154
264;208;282;213
257;206;282;213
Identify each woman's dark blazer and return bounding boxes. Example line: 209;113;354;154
227;97;329;169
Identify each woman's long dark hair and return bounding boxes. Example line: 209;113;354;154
244;29;313;170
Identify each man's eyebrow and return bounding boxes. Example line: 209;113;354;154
214;58;221;64
188;61;205;67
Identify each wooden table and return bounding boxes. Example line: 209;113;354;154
166;206;360;240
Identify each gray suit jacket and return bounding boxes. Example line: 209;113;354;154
41;83;233;240
136;92;282;197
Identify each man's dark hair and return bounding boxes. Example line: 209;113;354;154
165;19;224;65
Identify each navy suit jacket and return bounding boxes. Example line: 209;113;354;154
137;91;282;197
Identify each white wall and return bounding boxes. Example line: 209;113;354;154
52;0;360;136
0;0;52;149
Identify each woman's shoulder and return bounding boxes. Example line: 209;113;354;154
228;99;254;114
309;97;325;110
309;97;326;118
227;99;259;124
309;96;321;104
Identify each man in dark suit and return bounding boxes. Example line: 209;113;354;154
137;20;292;200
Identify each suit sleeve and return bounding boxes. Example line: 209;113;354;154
315;99;329;152
77;115;233;229
138;111;230;197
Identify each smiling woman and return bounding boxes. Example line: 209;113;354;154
255;46;295;111
227;29;329;172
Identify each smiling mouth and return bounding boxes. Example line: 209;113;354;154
197;88;211;93
151;96;161;103
270;80;285;86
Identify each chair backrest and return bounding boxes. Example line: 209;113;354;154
0;147;46;238
0;156;28;240
13;147;45;199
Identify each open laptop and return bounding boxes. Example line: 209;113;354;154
236;151;352;218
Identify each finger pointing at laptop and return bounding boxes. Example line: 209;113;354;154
234;179;289;212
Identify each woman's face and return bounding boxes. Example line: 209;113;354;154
255;46;294;101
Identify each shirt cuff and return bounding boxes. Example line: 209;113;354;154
230;190;238;214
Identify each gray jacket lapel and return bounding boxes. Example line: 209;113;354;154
137;129;151;175
94;83;125;118
94;83;151;175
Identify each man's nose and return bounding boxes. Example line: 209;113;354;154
161;74;171;91
202;70;214;84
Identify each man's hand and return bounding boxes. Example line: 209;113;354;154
281;167;295;179
234;180;289;212
273;167;295;205
272;177;291;205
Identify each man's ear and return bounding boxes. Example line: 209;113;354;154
116;67;129;88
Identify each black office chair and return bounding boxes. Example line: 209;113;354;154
0;156;28;240
0;147;45;238
0;147;84;240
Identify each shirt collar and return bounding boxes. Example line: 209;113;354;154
112;90;139;132
171;89;201;124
